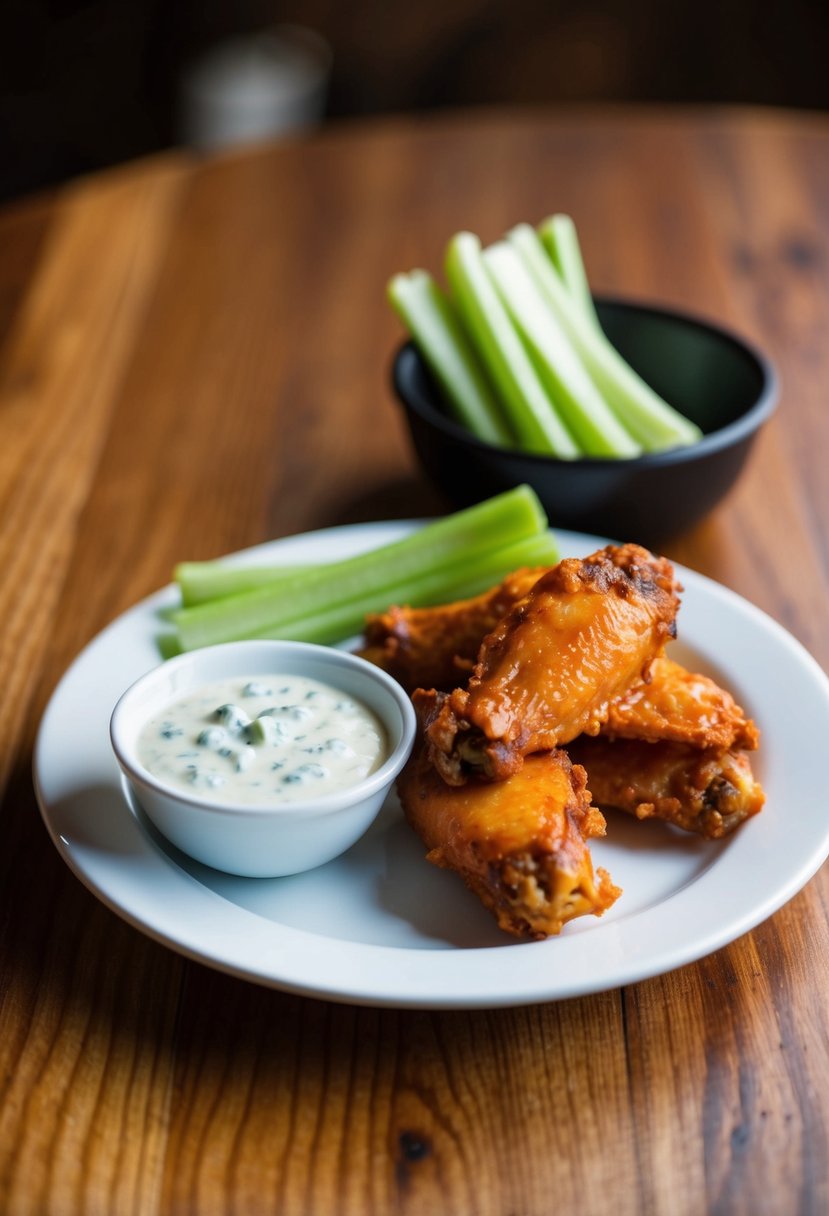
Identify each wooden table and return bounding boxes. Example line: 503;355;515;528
2;106;829;1215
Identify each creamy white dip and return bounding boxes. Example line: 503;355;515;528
136;674;387;805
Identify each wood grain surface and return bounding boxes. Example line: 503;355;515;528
2;107;829;1215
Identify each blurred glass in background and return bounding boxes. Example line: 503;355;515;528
178;25;331;151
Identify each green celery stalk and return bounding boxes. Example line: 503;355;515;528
388;270;512;446
172;485;547;651
483;242;641;458
236;530;561;647
176;562;307;606
445;232;579;458
508;224;703;451
157;632;182;660
538;214;602;331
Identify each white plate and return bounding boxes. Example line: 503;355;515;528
34;524;829;1008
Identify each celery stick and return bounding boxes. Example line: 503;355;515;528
176;561;308;606
388;270;512;446
236;530;561;647
539;214;602;331
157;632;182;660
508;224;703;451
172;486;547;651
445;232;579;458
484;242;641;458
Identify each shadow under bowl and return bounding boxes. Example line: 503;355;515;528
392;297;778;544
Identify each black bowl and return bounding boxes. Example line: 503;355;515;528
392;297;778;544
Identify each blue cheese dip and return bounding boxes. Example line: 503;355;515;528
136;674;388;805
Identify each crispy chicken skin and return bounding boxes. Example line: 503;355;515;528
568;735;765;838
397;739;620;938
602;656;759;751
358;567;546;693
359;575;756;752
416;544;681;785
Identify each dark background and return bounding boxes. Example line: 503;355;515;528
2;0;828;203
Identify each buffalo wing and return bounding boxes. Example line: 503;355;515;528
397;739;620;938
570;735;764;838
359;567;545;693
602;655;758;751
416;543;681;785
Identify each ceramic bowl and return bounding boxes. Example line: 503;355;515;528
110;640;416;877
392;297;778;543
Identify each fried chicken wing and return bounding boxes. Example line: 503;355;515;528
359;567;546;692
416;544;681;785
397;740;620;938
602;656;759;751
569;735;765;839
